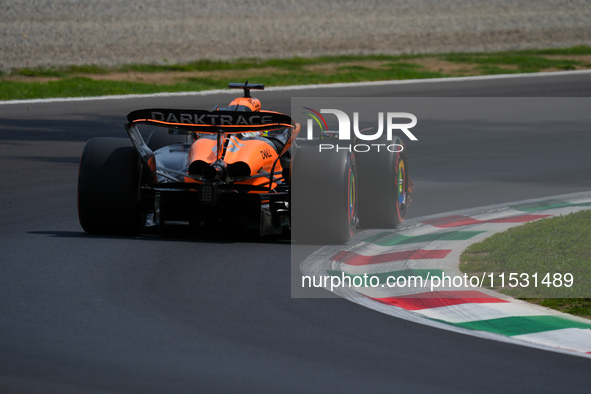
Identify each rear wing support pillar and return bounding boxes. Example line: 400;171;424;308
125;123;157;181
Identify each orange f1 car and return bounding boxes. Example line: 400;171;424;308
78;82;411;243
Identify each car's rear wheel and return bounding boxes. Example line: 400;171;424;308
78;137;143;235
291;146;358;244
357;137;409;228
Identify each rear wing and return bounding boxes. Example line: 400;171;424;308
127;108;294;133
125;108;299;182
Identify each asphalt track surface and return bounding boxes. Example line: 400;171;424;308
1;73;591;393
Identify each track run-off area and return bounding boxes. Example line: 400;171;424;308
1;71;591;392
301;191;591;357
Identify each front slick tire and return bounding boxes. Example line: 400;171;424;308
291;146;358;244
78;137;143;235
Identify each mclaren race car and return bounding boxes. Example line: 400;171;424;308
77;82;412;243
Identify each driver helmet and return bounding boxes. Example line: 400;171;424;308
227;97;261;112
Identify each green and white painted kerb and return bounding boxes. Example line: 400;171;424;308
301;191;591;357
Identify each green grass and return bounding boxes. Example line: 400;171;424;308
460;210;591;318
0;78;222;100
0;67;447;101
1;45;590;100
443;53;583;72
12;64;111;78
11;54;415;76
533;298;591;317
517;45;591;56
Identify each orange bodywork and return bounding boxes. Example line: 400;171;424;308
185;134;283;190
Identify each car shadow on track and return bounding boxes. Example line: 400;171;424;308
27;226;291;245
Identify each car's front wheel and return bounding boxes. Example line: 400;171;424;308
357;136;409;228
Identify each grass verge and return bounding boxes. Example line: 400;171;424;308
2;46;591;100
460;210;591;318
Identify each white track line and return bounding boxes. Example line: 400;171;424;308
2;70;591;106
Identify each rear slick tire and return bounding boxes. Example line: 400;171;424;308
78;137;143;235
291;146;358;244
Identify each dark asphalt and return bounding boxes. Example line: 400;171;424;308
1;73;591;393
